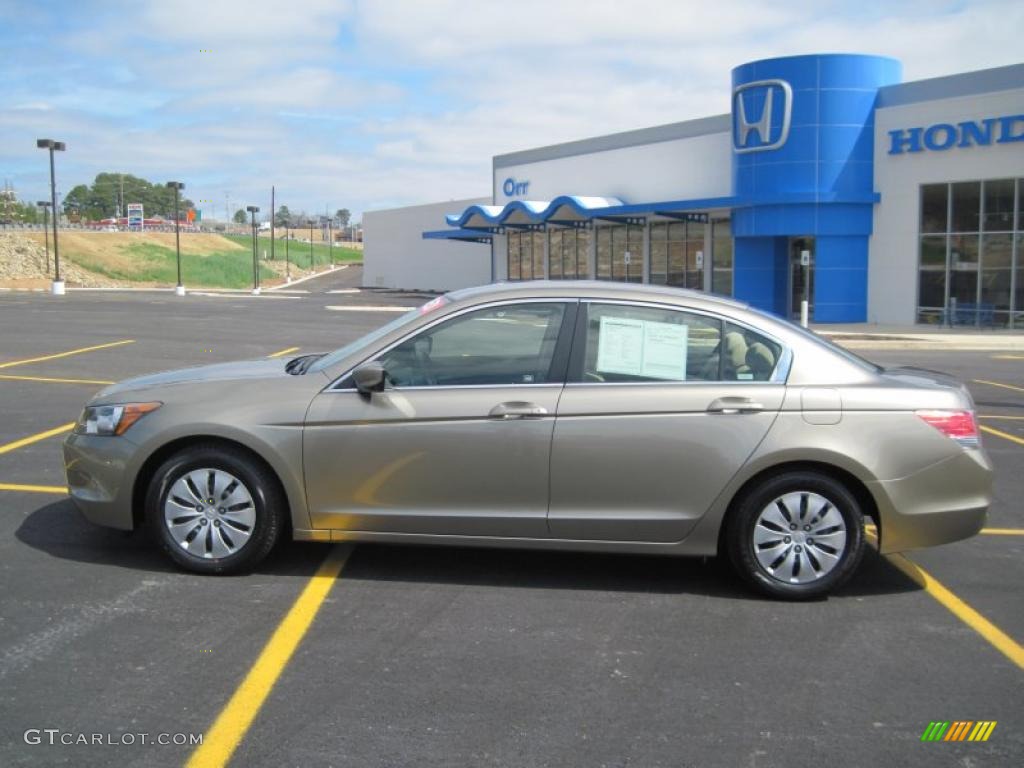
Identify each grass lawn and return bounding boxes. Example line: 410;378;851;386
221;234;361;271
72;242;282;289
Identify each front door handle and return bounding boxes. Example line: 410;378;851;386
707;397;764;414
489;401;548;419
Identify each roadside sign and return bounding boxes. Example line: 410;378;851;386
127;203;144;231
624;251;632;265
800;249;810;266
695;250;704;269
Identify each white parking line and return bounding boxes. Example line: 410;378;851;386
325;305;412;312
327;289;362;294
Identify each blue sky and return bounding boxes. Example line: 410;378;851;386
1;0;1020;222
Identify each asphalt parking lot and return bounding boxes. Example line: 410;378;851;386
1;271;1021;767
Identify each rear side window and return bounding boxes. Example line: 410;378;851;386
576;304;723;383
722;321;782;381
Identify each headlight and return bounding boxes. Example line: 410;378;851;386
75;402;162;436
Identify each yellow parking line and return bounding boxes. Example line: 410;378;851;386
0;374;114;385
981;425;1024;447
973;378;1024;394
267;346;300;358
0;482;67;494
887;554;1024;670
980;528;1024;536
978;415;1024;421
186;545;350;768
0;423;75;456
991;354;1024;360
0;339;134;369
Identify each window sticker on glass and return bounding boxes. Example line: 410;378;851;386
595;316;645;376
596;316;689;380
640;321;688;380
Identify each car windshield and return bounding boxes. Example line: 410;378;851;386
308;296;449;373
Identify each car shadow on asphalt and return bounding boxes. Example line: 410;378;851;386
16;499;923;599
14;499;323;578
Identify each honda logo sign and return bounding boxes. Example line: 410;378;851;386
733;79;792;154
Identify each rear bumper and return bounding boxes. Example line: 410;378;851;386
870;448;992;554
63;433;137;531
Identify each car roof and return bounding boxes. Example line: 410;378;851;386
447;280;751;312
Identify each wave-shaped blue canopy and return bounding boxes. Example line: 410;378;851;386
445;195;625;228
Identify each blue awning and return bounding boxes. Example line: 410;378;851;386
427;190;882;240
422;228;494;244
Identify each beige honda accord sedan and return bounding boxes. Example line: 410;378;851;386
63;282;993;599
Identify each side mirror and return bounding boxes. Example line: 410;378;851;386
352;361;387;395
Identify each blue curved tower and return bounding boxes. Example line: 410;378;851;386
730;54;902;322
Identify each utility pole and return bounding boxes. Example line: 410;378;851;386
270;186;275;261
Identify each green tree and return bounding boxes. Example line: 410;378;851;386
275;205;292;227
233;209;247;224
334;208;351;228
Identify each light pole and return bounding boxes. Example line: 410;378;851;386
308;219;314;269
284;223;291;283
36;138;66;295
36;201;51;274
247;205;260;294
166;181;185;296
327;217;334;269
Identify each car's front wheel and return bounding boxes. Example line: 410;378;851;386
726;471;866;600
146;443;286;574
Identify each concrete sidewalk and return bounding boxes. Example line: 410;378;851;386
813;323;1024;351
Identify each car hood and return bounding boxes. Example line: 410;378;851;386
95;358;291;399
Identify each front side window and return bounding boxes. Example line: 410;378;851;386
378;303;567;387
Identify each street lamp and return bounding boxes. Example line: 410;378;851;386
308;219;314;269
36;138;66;295
166;182;185;296
246;205;261;294
36;201;51;274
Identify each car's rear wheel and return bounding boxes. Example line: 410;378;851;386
146;444;285;574
726;471;865;600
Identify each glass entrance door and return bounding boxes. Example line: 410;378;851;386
789;237;815;319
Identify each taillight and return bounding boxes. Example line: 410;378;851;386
916;409;980;448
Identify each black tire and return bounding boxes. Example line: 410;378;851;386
726;471;865;600
146;443;286;574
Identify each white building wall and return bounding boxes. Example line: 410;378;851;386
494;132;732;203
870;88;1024;324
363;197;491;291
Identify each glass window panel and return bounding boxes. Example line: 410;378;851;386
650;239;668;284
687;221;706;240
1019;179;1024;228
668;242;686;286
712;270;733;296
548;231;562;279
577;229;591;278
596;227;612;279
651;223;667;242
508;233;521;280
917;235;947;309
560;230;573;279
981;233;1013;314
611;225;627;281
580;304;723;383
949;234;979;320
532;232;545;279
381;303;566;387
920;184;948;234
685;240;703;290
951;181;981;233
668;222;686;241
983;179;1015;232
627;225;643;283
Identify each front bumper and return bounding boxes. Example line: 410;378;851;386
869;447;993;554
63;432;138;530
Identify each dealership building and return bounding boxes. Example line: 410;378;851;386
363;54;1024;326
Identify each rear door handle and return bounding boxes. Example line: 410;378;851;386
707;397;764;414
489;401;548;419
